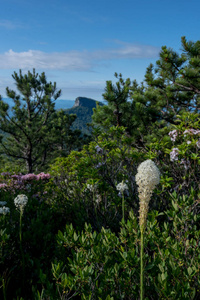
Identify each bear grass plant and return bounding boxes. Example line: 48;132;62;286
135;160;160;300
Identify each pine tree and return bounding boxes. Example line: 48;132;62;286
140;36;200;121
92;73;160;142
0;69;79;173
92;37;200;143
92;73;132;131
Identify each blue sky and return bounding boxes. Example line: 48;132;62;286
0;0;199;101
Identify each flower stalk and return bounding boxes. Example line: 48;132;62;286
14;195;28;291
19;209;25;289
122;192;125;224
116;181;128;224
140;229;144;300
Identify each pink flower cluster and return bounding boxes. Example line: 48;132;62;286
21;172;51;181
0;183;8;191
183;129;200;136
36;172;51;180
168;130;178;142
169;128;200;142
196;140;200;148
0;172;51;192
1;172;11;177
170;148;179;162
168;126;200;167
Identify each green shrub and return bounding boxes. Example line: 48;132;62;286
51;190;200;299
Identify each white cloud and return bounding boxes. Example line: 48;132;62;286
0;19;21;30
0;49;91;71
94;41;159;59
0;42;160;71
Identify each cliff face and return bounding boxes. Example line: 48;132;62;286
73;97;103;108
65;97;104;135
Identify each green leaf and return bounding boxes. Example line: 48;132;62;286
158;264;164;273
73;232;78;241
164;222;168;230
172;200;178;211
145;263;154;270
187;266;193;276
161;272;167;281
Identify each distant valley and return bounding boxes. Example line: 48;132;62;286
2;98;75;110
2;97;104;135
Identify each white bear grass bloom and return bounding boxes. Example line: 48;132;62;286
116;181;128;224
116;181;128;193
86;183;97;192
0;206;10;215
14;194;28;212
0;201;10;215
136;159;160;300
136;159;160;231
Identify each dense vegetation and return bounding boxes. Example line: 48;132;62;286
0;37;200;300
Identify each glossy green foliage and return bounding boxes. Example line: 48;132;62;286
52;194;200;299
154;191;200;299
52;214;140;299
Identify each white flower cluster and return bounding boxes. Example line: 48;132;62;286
116;182;128;193
95;162;105;169
14;194;28;211
135;160;160;230
180;159;190;170
95;145;103;154
86;183;97;192
170;148;179;162
95;194;102;205
136;160;160;192
168;130;178;142
0;201;10;215
196;140;200;148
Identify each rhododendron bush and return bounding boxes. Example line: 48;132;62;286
146;113;200;205
0;172;51;214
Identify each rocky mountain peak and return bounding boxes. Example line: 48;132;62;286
73;97;103;108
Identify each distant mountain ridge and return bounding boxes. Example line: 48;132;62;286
64;97;104;134
1;97;104;135
73;97;103;108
